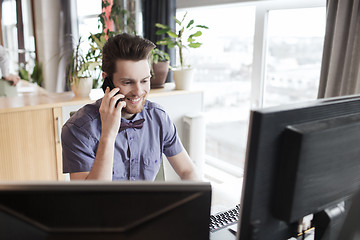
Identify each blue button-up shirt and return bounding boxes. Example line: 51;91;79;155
61;99;183;181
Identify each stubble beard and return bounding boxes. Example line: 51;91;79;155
122;95;147;115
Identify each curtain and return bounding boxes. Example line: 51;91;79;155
142;0;176;82
318;0;360;98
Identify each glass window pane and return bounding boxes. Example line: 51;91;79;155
263;7;326;107
79;17;101;41
77;0;102;17
76;0;102;55
177;5;255;170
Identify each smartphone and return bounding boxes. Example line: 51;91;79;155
101;76;116;92
101;76;123;106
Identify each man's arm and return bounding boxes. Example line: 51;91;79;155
70;133;117;180
167;149;200;181
70;87;125;181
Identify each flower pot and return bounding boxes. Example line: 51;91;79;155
151;61;169;89
172;67;194;90
71;77;93;98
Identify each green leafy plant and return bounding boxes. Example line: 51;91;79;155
19;61;43;86
67;37;97;86
150;48;170;78
151;48;170;65
98;0;136;35
86;32;107;86
86;0;137;87
155;12;208;68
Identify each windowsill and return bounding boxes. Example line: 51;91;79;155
203;162;243;214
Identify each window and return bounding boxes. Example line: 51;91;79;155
177;5;255;177
76;0;102;51
1;0;35;74
2;0;19;71
76;0;102;38
264;7;325;107
177;0;326;179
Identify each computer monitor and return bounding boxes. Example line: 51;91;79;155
237;94;360;240
0;181;211;240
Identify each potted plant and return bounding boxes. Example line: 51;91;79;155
150;48;170;89
68;37;95;98
86;32;107;88
19;60;43;86
155;12;208;90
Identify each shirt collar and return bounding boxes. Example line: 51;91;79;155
121;100;148;123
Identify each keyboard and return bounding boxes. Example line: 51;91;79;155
209;204;240;232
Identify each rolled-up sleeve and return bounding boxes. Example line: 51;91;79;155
161;112;183;157
61;123;98;173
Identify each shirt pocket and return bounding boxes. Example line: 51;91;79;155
113;157;128;180
143;151;162;180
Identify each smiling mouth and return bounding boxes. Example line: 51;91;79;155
126;97;142;104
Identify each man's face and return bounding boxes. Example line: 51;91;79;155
112;59;151;118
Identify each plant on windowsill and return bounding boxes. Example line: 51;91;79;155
155;11;208;90
19;60;43;86
68;37;96;98
150;48;170;89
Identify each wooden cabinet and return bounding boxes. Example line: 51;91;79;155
0;107;64;180
0;92;92;181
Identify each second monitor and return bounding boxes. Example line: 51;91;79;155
238;94;360;240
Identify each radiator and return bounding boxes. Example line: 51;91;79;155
183;113;206;180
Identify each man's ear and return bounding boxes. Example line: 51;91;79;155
102;72;107;80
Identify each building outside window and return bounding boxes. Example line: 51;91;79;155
264;7;326;107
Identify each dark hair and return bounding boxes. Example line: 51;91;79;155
102;33;155;78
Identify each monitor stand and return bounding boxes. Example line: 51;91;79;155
313;202;347;240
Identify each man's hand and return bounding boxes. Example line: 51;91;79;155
99;87;126;140
3;74;20;86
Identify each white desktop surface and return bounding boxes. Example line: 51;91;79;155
210;224;237;240
210;177;243;215
208;176;243;240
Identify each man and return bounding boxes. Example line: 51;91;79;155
61;33;198;181
0;45;20;86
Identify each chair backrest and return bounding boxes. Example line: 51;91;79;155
69;111;77;117
154;157;165;181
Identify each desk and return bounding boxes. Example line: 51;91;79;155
210;227;237;240
0;84;203;181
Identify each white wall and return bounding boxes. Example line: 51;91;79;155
33;0;62;92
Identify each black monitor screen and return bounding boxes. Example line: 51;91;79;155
0;181;211;240
238;94;360;240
